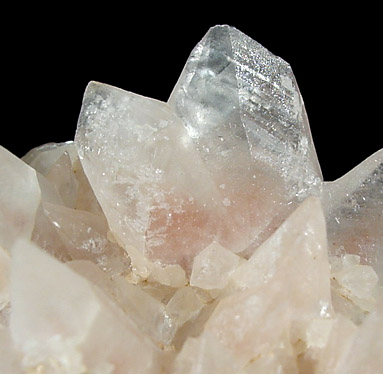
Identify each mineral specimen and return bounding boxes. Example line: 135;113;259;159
0;25;382;374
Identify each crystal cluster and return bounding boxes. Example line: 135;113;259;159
0;25;382;373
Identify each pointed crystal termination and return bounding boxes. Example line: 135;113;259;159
323;149;383;283
1;24;383;374
0;146;41;252
10;239;162;374
169;25;323;252
231;197;332;304
75;26;325;271
22;141;77;177
180;197;333;367
75;82;227;271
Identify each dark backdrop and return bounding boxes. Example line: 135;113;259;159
3;7;381;182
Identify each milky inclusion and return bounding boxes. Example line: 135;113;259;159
0;25;382;374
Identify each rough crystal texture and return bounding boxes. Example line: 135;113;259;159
0;24;382;374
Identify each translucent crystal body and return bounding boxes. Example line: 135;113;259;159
75;83;222;272
0;24;382;374
169;25;323;253
323;149;383;283
10;239;162;374
0;146;41;251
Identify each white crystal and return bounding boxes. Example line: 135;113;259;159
332;305;383;373
305;318;334;348
333;263;378;303
171;331;240;374
0;24;382;374
199;197;332;366
232;196;331;305
42;202;130;274
75;83;222;272
0;245;10;312
45;151;79;208
0;327;22;374
190;241;241;289
0;146;41;251
22;141;77;176
10;239;162;373
166;286;204;328
148;262;188;287
323;149;383;283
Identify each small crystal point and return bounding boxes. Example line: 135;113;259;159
0;25;382;374
323;149;383;283
190;241;241;290
0;146;41;252
202;197;332;366
232;196;332;307
22;141;77;176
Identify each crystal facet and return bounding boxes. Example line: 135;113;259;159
75;83;222;272
324;149;383;283
10;239;163;374
169;25;323;253
0;146;41;252
0;24;382;374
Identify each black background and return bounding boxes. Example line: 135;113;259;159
2;6;381;182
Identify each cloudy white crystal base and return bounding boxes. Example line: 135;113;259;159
1;25;382;374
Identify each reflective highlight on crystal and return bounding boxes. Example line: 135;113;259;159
0;25;382;374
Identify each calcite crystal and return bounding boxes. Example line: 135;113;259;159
0;25;382;374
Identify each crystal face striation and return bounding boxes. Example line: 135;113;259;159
0;25;382;374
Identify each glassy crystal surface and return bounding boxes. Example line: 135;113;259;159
75;83;226;272
169;25;323;253
323;149;383;283
0;24;382;374
0;146;41;251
